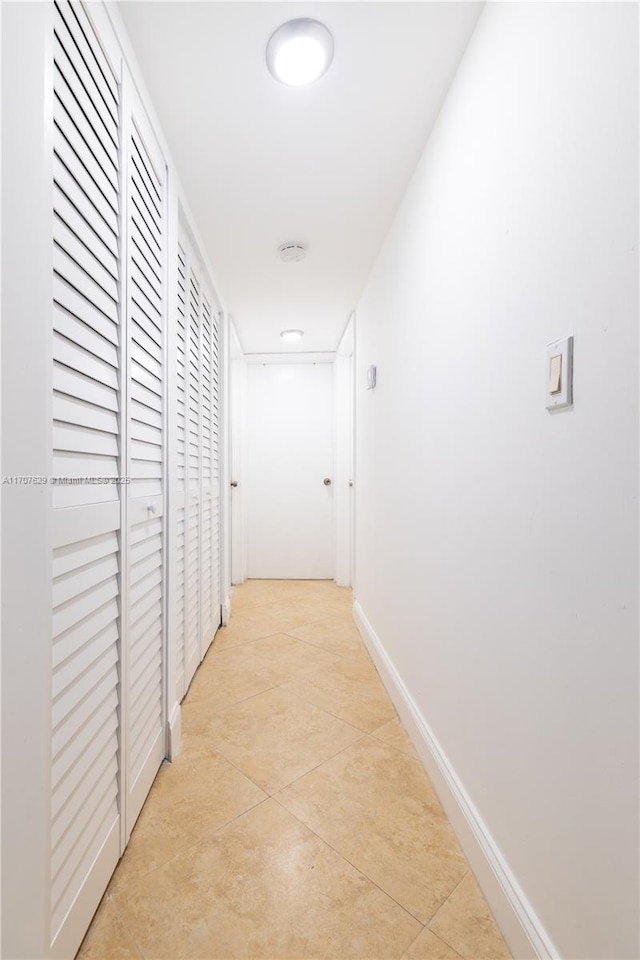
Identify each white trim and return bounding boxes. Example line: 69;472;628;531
353;600;560;960
219;308;231;624
229;320;247;585
167;703;182;761
334;314;355;586
222;596;232;627
164;121;180;733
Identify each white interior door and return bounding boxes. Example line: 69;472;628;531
174;239;188;701
185;259;201;686
245;361;335;579
50;2;122;954
199;288;221;658
123;98;166;838
173;232;222;697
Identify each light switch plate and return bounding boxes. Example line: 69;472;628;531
546;336;573;410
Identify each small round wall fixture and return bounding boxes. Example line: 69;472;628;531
266;19;334;87
280;329;304;341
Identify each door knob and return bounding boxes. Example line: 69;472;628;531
230;480;238;488
323;477;332;486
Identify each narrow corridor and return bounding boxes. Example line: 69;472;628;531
78;581;511;960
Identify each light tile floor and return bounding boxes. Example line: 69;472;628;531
77;580;512;960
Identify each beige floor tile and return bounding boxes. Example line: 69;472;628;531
201;685;365;793
278;651;396;732
373;717;420;760
111;799;421;960
184;633;337;718
220;581;353;641
403;928;462;959
107;753;267;899
428;872;511;959
210;621;265;650
212;604;312;647
287;615;364;656
76;896;142;959
79;581;507;960
277;736;468;923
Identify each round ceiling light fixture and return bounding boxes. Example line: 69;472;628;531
280;329;304;341
266;19;334;87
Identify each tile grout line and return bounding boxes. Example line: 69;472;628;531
401;923;466;960
425;868;473;955
107;793;273;898
272;780;470;936
269;790;428;941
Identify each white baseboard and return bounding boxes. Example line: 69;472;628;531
353;600;558;960
222;595;232;626
167;702;182;761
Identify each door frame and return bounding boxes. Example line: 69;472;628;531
335;314;355;586
229;320;247;585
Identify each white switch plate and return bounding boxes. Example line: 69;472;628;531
546;336;573;410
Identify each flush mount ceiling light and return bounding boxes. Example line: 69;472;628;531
266;19;334;87
280;329;304;341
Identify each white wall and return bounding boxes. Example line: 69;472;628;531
354;4;638;959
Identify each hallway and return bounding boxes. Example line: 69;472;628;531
77;581;510;960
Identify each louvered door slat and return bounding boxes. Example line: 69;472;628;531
54;301;118;362
131;337;162;377
53;13;119;146
51;6;122;954
54;147;119;247
53;35;118;158
54;215;118;302
129;209;162;273
54;0;118;116
53;199;118;289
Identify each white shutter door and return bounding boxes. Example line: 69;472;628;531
184;260;201;687
174;239;188;701
51;2;122;955
124;106;166;835
200;289;221;656
211;304;222;625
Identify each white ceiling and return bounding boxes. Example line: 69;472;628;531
116;1;483;353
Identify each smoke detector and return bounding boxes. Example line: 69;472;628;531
279;242;306;263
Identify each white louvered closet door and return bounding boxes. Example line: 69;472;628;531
211;299;222;635
51;2;122;955
174;239;188;702
174;237;222;696
200;287;222;656
123;96;167;836
184;257;202;688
